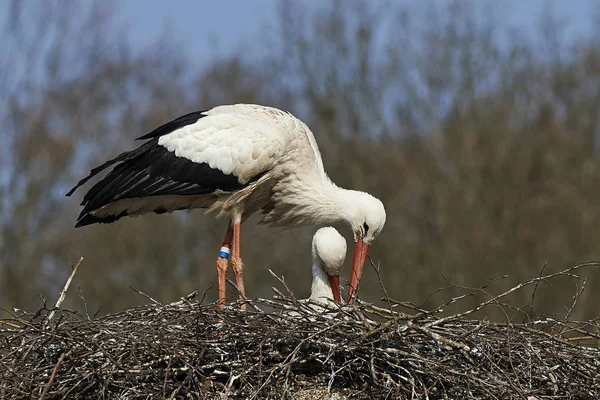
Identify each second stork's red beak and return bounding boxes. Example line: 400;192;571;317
348;239;370;304
328;275;341;302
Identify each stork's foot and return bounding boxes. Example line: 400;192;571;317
231;257;246;311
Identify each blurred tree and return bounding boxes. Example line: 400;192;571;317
1;0;599;321
263;1;600;320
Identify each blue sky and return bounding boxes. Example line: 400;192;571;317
117;0;279;69
118;0;596;71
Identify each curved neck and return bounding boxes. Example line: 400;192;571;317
278;175;358;228
310;259;333;301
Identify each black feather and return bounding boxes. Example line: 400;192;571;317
135;110;208;141
74;210;129;228
67;110;208;198
66;149;141;197
72;139;264;227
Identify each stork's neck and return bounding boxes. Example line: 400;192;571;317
310;259;333;301
295;177;360;227
268;172;365;231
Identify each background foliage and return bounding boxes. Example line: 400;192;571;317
1;1;599;320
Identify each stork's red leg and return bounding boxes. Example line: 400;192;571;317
230;222;246;310
216;223;233;308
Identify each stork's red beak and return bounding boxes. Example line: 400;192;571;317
348;239;370;304
328;275;341;302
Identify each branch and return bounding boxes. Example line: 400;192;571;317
45;257;84;327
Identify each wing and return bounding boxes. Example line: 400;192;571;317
157;105;292;183
66;105;291;227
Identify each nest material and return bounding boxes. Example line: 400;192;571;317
1;291;600;400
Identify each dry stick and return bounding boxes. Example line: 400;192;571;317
270;267;358;319
486;321;584;349
527;262;547;322
436;273;510;312
560;319;600;338
369;257;392;310
74;275;90;320
474;285;527;395
269;269;349;319
268;269;295;297
162;355;172;400
0;320;21;329
129;286;160;305
268;270;318;315
4;295;599;398
564;279;587;321
38;351;66;400
425;261;600;329
225;278;264;314
168;290;198;307
361;257;407;339
250;321;343;400
250;320;344;399
383;298;436;317
45;257;84;327
269;294;343;319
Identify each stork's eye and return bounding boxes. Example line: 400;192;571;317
363;222;369;234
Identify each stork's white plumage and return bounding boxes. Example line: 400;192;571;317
284;227;345;318
67;104;386;308
309;227;346;304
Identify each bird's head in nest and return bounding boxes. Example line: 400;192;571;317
343;191;386;304
312;226;347;302
313;226;347;276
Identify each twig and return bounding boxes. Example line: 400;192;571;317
2;261;599;399
162;356;172;400
38;351;66;400
383;298;438;317
168;290;198;306
268;269;294;297
528;262;547;322
369;256;392;311
225;278;264;314
129;286;161;305
435;273;510;313
564;279;586;321
45;257;84;326
75;274;90;320
425;262;600;328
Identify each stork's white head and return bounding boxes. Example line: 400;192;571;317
342;191;386;304
347;192;387;244
313;227;347;276
311;227;347;302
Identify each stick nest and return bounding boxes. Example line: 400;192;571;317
2;263;600;399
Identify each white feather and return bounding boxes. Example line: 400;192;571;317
310;227;346;302
80;103;385;249
158;107;298;184
72;103;387;310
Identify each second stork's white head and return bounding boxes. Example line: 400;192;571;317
310;227;347;303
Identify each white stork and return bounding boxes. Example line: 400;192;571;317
66;104;386;308
309;227;346;304
283;227;345;318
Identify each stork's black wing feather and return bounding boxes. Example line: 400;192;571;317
66;149;139;197
67;109;272;228
135;110;207;141
66;110;209;198
72;139;252;227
